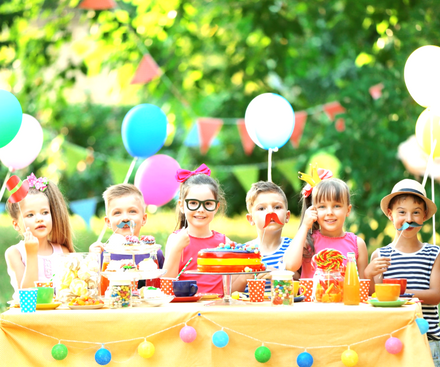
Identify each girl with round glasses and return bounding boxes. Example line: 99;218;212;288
163;164;228;295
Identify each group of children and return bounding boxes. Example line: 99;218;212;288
4;164;440;364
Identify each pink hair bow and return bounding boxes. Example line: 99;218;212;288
299;165;333;198
175;163;211;183
27;173;48;192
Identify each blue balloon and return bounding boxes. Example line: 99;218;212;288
416;317;429;335
0;89;22;149
95;347;112;365
121;104;168;158
297;352;313;367
212;330;229;348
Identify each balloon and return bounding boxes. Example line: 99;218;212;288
180;325;197;343
121;104;168;158
51;343;68;360
254;346;271;363
0;90;22;149
404;45;440;107
415;108;440;158
416;317;429;334
297;352;314;367
245;93;295;150
0;114;43;169
95;347;112;365
138;341;155;358
134;154;180;206
341;349;358;366
385;337;403;354
212;330;229;348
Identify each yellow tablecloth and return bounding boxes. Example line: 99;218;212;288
0;301;434;367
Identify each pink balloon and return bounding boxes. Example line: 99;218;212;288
385;337;403;354
134;154;180;207
180;325;197;343
0;114;43;170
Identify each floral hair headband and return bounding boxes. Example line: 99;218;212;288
298;163;333;198
27;173;48;192
175;163;211;183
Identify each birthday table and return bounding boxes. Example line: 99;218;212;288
0;301;434;367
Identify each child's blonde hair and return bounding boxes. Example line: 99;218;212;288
103;184;145;214
299;178;351;257
246;181;288;213
175;173;226;230
7;182;75;253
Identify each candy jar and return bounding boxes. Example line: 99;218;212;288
270;270;294;306
109;280;132;308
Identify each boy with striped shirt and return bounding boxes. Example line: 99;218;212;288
365;179;440;365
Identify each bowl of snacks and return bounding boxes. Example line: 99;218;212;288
68;295;105;310
140;286;174;307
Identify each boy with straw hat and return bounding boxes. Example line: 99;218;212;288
365;179;440;365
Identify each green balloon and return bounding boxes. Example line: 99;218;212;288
0;89;22;149
255;346;271;363
51;343;68;360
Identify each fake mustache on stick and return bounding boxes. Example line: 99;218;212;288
263;212;283;228
116;220;136;229
397;222;423;231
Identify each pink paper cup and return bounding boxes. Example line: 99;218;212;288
359;279;370;303
299;278;314;302
160;277;176;296
247;279;265;302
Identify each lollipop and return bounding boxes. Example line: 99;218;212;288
313;249;345;272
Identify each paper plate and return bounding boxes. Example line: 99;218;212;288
198;293;221;300
294;296;305;303
68;304;104;310
170;294;202;302
368;298;408;307
143;295;174;307
400;293;415;298
36;302;62;310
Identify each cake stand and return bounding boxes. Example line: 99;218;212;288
185;270;269;306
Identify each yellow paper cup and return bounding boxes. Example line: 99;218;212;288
375;284;400;302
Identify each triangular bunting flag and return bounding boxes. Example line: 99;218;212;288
290;111;307;148
236;119;255;156
108;158;133;184
0;203;5;214
184;124;200;147
70;198;98;229
78;0;116;10
63;142;88;176
232;166;259;192
275;159;301;191
323;101;346;132
197;118;223;155
369;83;384;100
130;54;161;85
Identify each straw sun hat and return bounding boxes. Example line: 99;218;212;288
380;179;437;220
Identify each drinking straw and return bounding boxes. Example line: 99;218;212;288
176;257;192;279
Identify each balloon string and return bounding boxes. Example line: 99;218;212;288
124;157;138;184
432;166;436;246
0;169;12;203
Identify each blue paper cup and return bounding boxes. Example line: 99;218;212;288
19;288;38;313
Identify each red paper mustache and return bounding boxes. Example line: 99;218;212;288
263;212;283;228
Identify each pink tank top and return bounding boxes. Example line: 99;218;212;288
177;230;225;296
301;231;359;278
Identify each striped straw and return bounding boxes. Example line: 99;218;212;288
176;257;192;280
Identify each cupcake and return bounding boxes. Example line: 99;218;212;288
124;235;140;246
140;235;155;245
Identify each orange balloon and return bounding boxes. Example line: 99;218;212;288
415;108;440;158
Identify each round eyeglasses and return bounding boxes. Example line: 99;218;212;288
185;199;219;212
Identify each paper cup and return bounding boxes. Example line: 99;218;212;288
19;288;38;313
359;279;370;303
160;278;175;296
247;279;265;302
299;278;314;302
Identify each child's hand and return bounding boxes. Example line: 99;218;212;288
365;256;391;278
303;206;318;229
174;228;190;251
24;228;39;254
89;242;105;253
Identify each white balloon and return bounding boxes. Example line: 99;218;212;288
404;45;440;107
245;93;295;150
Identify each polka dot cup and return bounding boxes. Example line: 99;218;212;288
359;279;370;303
299;278;314;302
160;278;176;296
19;288;38;313
247;279;266;302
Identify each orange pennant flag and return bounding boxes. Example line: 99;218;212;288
79;0;116;10
323;101;346;132
236;119;255;156
197;118;223;155
131;54;161;84
290;111;307;148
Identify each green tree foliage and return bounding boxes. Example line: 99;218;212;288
1;0;440;246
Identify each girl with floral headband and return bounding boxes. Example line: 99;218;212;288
283;164;368;279
5;173;74;300
163;164;228;295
